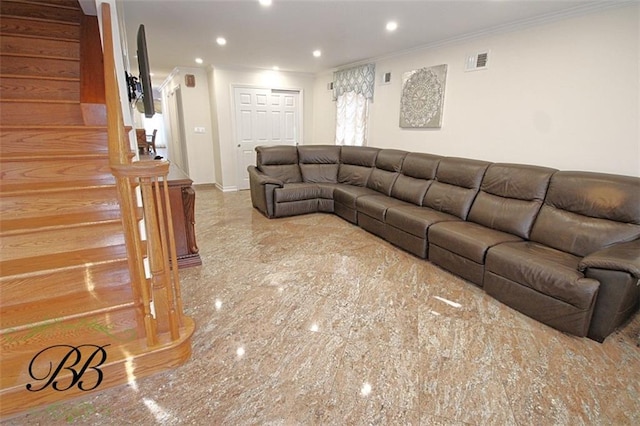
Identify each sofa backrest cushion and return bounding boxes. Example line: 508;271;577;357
467;163;556;238
367;149;407;196
298;145;341;183
531;171;640;257
423;157;489;219
390;153;441;205
256;145;301;183
402;153;442;180
338;146;380;186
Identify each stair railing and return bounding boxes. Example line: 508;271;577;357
101;3;183;346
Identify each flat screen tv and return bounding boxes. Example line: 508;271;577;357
137;24;154;118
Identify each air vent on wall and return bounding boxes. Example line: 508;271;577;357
327;82;334;91
380;71;392;85
465;50;490;72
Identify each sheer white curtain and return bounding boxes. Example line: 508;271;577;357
335;91;369;146
333;63;375;146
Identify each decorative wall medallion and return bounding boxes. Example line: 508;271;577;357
399;64;447;128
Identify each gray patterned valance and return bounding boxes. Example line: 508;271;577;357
333;64;375;100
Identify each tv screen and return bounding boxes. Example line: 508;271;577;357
136;24;155;118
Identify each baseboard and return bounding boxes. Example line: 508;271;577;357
215;183;238;192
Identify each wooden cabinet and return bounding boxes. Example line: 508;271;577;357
166;165;201;268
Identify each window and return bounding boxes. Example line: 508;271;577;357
335;91;368;146
333;64;375;146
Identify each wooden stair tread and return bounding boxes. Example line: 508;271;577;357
0;51;79;61
0;16;81;41
0;220;125;263
0;244;129;278
0;34;79;60
0;208;122;234
0;124;106;130
0;54;79;79
1;284;135;331
0;31;80;43
0;153;109;160
1;1;83;25
1;98;79;104
0;185;119;220
0;73;80;82
1;178;115;195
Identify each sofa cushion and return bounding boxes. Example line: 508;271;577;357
530;171;640;257
374;149;407;172
298;145;341;183
422;157;489;219
334;185;380;209
422;182;476;220
338;146;379;186
367;168;399;196
401;152;441;180
256;145;301;183
356;195;410;222
434;157;489;188
365;150;407;196
341;145;380;167
274;183;320;203
338;164;374;186
316;183;340;199
386;205;460;238
388;152;440;205
485;241;600;310
391;174;432;206
467;164;556;239
429;221;522;264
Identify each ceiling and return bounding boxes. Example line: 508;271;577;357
120;0;613;85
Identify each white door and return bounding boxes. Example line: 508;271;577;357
235;87;300;190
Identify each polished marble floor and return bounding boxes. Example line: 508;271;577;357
6;187;640;425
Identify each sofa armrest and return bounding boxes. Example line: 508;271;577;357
248;165;284;186
579;239;640;279
248;166;282;218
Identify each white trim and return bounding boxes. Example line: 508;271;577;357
215;183;238;192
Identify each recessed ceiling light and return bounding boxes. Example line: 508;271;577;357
313;49;321;58
149;72;154;77
272;66;279;71
386;21;398;32
216;37;227;46
259;0;272;6
195;57;203;64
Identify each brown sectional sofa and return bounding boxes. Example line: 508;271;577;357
248;145;640;342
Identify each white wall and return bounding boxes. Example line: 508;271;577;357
311;70;336;145
209;67;316;190
162;67;216;184
312;4;640;177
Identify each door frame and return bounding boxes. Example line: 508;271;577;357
230;84;304;190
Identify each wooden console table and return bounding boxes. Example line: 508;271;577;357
166;164;201;268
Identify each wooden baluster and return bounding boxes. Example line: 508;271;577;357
152;177;180;339
165;179;186;324
101;3;155;345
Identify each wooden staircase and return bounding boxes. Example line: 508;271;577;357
0;1;194;419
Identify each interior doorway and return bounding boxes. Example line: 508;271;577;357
234;87;300;190
167;87;189;174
